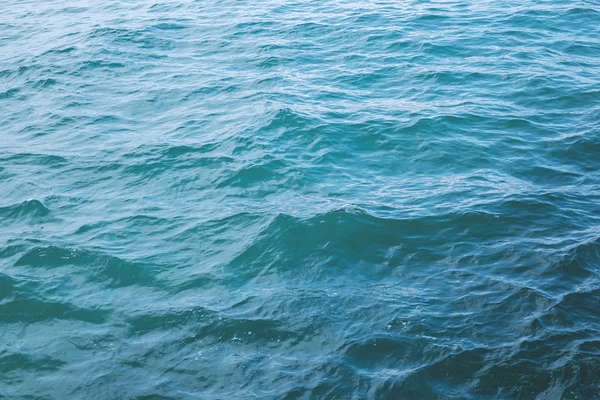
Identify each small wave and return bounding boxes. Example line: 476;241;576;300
1;153;68;166
215;159;289;189
150;22;188;31
15;246;155;288
0;297;109;325
562;7;600;20
227;207;522;283
120;149;235;183
259;108;315;133
39;46;77;57
256;56;293;68
128;301;305;346
550;237;600;280
0;199;50;221
540;287;600;330
75;214;172;235
32;78;58;88
161;143;220;157
0;87;21;99
80;60;126;71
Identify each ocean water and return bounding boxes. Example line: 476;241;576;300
1;0;600;398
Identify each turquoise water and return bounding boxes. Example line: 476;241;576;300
1;0;600;398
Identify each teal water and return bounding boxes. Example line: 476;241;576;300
1;0;600;398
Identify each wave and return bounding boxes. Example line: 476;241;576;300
0;353;66;373
0;296;109;325
0;272;18;299
15;246;156;288
215;159;289;189
0;199;51;221
1;153;68;166
3;0;600;397
225;206;530;284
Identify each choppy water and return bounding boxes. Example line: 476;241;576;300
2;0;600;398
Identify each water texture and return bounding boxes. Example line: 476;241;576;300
1;0;600;398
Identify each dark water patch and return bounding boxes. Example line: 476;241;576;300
193;316;305;346
0;272;18;299
381;347;492;398
545;238;600;287
512;164;585;187
343;335;452;372
0;353;66;373
540;288;600;330
552;132;600;167
128;306;217;335
0;243;31;260
134;395;178;400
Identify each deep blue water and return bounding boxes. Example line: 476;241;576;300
1;0;600;398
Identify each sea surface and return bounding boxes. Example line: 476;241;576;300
1;0;600;398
